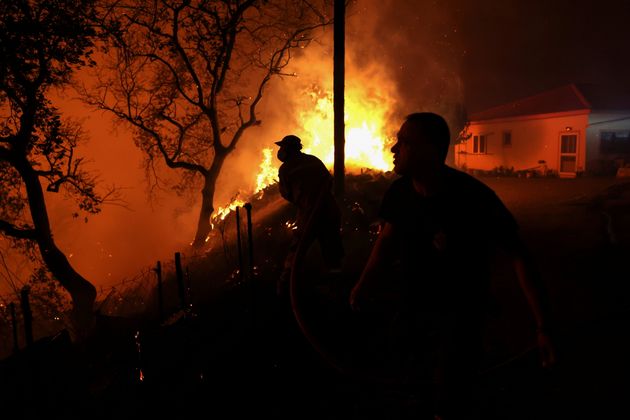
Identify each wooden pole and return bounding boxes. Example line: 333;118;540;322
186;267;192;309
174;252;186;311
20;287;33;347
244;203;254;278
236;207;244;280
10;302;18;353
243;203;256;328
333;0;346;198
155;261;164;322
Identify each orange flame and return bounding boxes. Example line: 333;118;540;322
252;87;395;194
255;148;278;194
299;88;394;172
209;86;395;228
210;199;246;230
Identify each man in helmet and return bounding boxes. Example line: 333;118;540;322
275;135;344;294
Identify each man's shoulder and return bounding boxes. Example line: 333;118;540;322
445;166;496;197
385;176;412;194
389;175;412;188
299;153;331;175
300;152;326;165
278;161;290;175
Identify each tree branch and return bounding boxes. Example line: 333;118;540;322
0;220;37;240
170;2;205;106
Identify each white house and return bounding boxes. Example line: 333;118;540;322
454;84;630;177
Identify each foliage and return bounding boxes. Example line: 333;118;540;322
0;0;105;318
0;0;107;223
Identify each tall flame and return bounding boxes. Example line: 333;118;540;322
255;148;278;194
210;86;395;223
300;88;395;173
252;87;395;195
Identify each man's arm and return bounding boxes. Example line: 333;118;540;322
350;222;396;311
278;167;293;202
511;239;557;369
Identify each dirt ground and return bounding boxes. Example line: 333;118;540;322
476;176;630;419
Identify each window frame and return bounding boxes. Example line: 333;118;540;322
472;134;487;154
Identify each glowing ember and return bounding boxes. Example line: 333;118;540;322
285;220;298;230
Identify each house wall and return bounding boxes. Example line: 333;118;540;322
455;112;590;174
586;112;630;173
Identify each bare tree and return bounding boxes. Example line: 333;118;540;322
0;0;105;328
85;0;333;247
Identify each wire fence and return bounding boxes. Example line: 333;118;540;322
0;202;266;360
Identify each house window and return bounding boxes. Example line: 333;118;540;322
473;135;487;154
561;135;577;154
600;130;630;154
503;131;512;147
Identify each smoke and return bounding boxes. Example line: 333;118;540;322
220;0;467;175
349;0;465;131
5;0;468;293
41;94;196;290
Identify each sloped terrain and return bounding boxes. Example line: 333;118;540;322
1;173;629;419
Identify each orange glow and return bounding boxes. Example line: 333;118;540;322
210;86;395;224
299;88;394;172
250;87;395;195
255;148;278;194
210;199;246;228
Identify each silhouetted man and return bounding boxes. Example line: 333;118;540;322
276;135;344;294
349;113;555;419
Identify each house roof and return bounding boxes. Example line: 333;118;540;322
469;84;630;122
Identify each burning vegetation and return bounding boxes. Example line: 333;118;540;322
210;83;397;228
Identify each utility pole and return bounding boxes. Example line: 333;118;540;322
333;0;345;198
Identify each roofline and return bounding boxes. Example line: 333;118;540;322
588;114;630;126
469;109;591;125
569;83;591;108
468;83;590;121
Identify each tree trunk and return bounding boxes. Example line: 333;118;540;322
191;166;222;248
14;156;96;330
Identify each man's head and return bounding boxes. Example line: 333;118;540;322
391;112;450;177
275;134;302;162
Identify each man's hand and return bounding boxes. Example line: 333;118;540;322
537;329;557;369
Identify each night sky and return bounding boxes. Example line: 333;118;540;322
457;0;630;111
354;0;630;113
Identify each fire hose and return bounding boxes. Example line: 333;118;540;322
286;181;543;385
286;181;362;380
285;182;406;384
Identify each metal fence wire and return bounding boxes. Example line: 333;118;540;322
0;202;262;360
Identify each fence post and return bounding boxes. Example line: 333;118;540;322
243;203;256;329
174;252;186;311
9;302;18;353
20;287;33;347
244;203;254;278
155;261;164;323
236;207;244;280
186;267;193;309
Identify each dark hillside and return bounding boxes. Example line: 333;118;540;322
1;173;629;419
